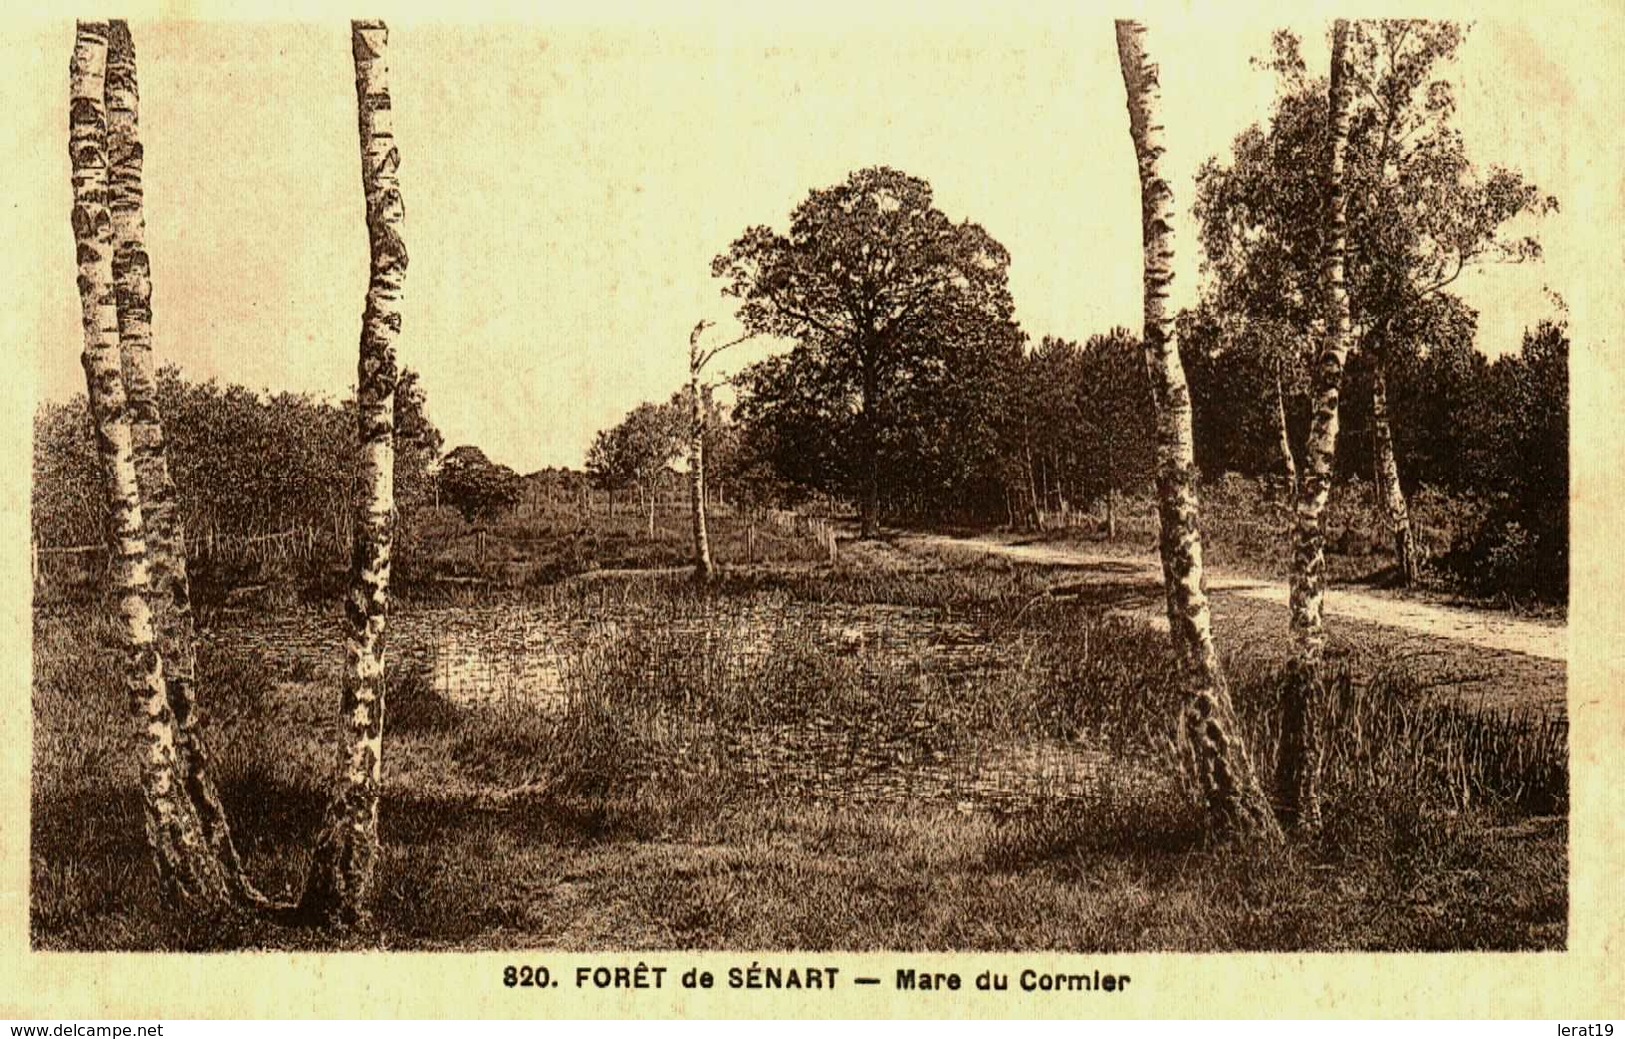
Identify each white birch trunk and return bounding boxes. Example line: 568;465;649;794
1371;361;1419;585
1275;367;1298;496
301;19;407;927
70;20;231;908
689;370;714;579
1115;20;1280;842
1281;19;1356;831
106;19;259;903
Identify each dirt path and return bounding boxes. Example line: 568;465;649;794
902;533;1567;663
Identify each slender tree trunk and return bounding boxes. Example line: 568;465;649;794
1040;455;1051;517
70;20;233;909
105;19;260;904
689;373;713;578
1370;361;1419;586
1023;442;1041;530
646;482;657;541
1280;20;1355;833
861;448;880;538
1275;365;1298;496
859;359;880;539
301;19;408;927
1105;439;1118;539
1115;20;1280;842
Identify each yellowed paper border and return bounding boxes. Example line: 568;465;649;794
3;0;1621;1018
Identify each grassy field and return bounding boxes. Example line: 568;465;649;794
31;540;1565;951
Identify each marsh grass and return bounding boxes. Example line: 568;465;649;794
30;554;1566;951
1235;661;1568;818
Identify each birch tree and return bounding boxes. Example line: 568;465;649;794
68;19;234;908
105;18;258;902
1195;23;1554;586
300;19;409;926
1278;20;1355;831
688;341;714;577
1114;20;1281;842
686;321;752;579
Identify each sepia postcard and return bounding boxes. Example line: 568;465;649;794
2;0;1621;1020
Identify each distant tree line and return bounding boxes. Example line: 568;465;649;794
33;365;442;561
581;390;793;525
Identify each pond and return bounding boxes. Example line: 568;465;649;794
210;596;1171;815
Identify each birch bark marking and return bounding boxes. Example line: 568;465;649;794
301;19;408;926
1114;20;1280;842
105;20;256;900
1280;20;1356;832
69;21;229;907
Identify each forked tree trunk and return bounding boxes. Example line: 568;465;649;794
1370;361;1419;586
1114;20;1280;842
1280;19;1355;833
301;19;408;927
105;19;259;904
69;20;233;909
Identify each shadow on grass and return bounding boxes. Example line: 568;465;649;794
31;767;726;950
1042;577;1162;613
982;789;1207;877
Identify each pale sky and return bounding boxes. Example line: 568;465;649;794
7;11;1611;472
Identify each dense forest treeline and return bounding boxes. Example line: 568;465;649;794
582;275;1567;604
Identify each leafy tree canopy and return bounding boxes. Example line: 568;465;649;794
438;444;521;524
1194;22;1555;367
715;166;1025;529
585;400;684;495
